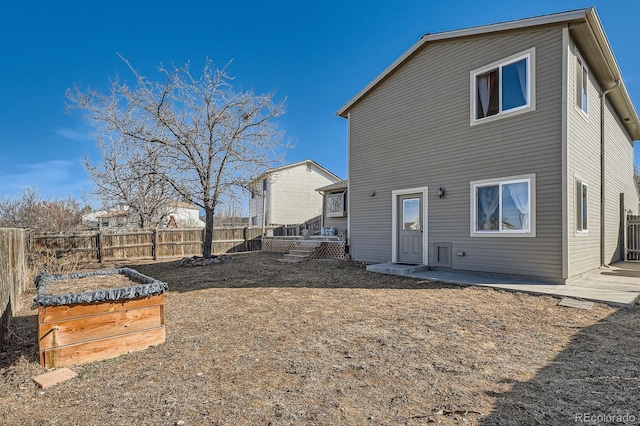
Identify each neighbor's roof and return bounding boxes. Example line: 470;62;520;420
316;179;348;192
249;159;341;185
336;7;640;140
164;200;199;210
96;210;128;219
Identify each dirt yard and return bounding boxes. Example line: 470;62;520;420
2;252;639;425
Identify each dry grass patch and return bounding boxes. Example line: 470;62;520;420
2;252;638;425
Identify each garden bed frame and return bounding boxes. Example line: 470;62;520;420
34;268;167;368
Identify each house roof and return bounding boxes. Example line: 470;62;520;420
249;159;342;186
336;7;640;140
96;210;128;219
316;179;348;193
164;200;199;210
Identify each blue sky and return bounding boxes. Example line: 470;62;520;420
2;1;639;206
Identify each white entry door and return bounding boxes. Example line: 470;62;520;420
397;193;423;264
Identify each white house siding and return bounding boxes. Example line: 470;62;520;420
166;206;205;228
566;39;602;278
270;164;337;224
348;27;566;281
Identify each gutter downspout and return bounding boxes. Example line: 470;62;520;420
601;80;619;266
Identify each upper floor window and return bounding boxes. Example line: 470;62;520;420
576;56;588;115
471;48;535;125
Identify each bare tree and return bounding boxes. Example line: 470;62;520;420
0;187;85;232
68;57;287;256
82;134;175;228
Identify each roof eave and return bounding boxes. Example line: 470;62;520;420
582;8;640;140
336;9;591;118
248;159;342;186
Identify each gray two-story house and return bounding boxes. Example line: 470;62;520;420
338;8;640;284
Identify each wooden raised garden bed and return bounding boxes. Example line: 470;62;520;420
33;268;167;368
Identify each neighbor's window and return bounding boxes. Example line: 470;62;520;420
576;56;588;115
577;180;588;232
326;191;346;217
473;177;532;234
472;49;534;124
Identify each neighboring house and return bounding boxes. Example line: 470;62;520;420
248;160;341;226
337;8;640;284
82;207;129;229
162;201;205;228
316;179;348;235
82;201;205;230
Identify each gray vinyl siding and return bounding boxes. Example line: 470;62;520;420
566;39;639;276
348;27;565;280
566;41;601;278
604;100;638;262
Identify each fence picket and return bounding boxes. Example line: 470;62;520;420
626;214;640;260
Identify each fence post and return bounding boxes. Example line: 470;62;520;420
243;227;248;252
152;228;158;260
625;213;629;261
201;227;206;257
96;232;102;263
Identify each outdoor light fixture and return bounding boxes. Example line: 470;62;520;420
438;187;445;198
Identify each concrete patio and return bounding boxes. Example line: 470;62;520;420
366;261;640;308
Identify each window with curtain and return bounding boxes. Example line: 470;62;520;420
576;56;588;115
576;180;588;232
472;50;533;123
473;178;532;234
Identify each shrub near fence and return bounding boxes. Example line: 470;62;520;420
28;226;274;263
0;228;27;352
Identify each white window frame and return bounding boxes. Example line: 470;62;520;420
326;191;347;218
575;54;589;117
576;179;588;233
470;174;536;237
470;48;536;126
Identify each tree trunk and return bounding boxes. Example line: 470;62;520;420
203;206;214;258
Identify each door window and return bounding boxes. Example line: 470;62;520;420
403;198;420;230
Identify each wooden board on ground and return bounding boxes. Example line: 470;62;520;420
33;368;77;388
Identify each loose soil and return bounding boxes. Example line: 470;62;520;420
40;273;143;296
2;252;639;425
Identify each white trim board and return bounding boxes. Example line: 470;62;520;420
391;186;429;264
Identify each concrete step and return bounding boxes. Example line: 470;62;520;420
366;263;430;276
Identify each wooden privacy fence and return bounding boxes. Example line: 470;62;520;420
0;228;27;352
627;214;640;260
29;226;270;263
